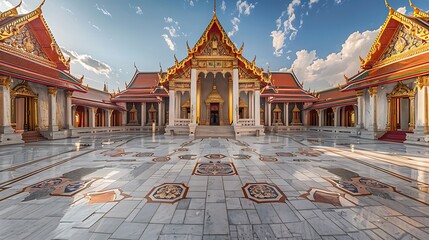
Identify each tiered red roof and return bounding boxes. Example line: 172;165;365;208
0;2;85;92
73;88;125;111
111;71;168;103
305;86;356;110
343;4;429;91
261;72;317;103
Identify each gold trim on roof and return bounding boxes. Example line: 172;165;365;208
0;0;21;21
159;14;271;84
409;0;429;21
361;6;429;69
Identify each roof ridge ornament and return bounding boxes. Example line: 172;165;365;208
214;0;217;16
0;0;22;21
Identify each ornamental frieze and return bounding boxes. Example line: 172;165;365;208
1;25;49;61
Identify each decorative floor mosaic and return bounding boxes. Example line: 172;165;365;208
259;156;278;162
233;154;251;159
242;183;286;203
23;177;97;201
101;149;126;157
193;162;238;176
276;152;296;157
145;183;188;204
72;189;129;205
152;156;171;162
134;152;154;157
178;154;197;160
326;176;395;197
204;154;227;159
301;188;355;207
297;147;323;157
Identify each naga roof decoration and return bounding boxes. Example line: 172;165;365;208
360;3;429;70
159;13;271;84
0;0;21;21
343;1;429;91
0;0;70;70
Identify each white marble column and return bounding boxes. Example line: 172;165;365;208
254;90;260;126
232;68;239;124
416;80;428;133
0;77;13;134
169;90;175;126
267;102;272;126
285;103;289;126
65;91;73;129
122;104;127;126
356;90;364;128
88;107;96;128
48;87;58;131
318;110;323;127
107;110;112;127
141;102;146;126
158;101;164;126
248;91;253;119
176;92;180;118
71;106;77;128
368;87;378;131
191;69;197;124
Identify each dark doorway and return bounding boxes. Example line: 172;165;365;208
210;103;220;125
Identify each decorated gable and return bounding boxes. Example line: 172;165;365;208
361;7;429;69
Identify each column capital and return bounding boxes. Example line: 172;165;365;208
416;75;429;89
0;76;12;89
369;86;378;96
48;87;57;96
356;90;364;97
65;90;73;98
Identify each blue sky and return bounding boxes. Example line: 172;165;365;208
2;0;429;91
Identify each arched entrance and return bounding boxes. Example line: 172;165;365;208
111;110;122;126
205;84;224;126
386;82;415;131
11;83;38;131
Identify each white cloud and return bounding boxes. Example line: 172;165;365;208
309;0;319;8
162;34;175;51
61;47;112;77
335;0;342;4
228;17;240;37
92;25;101;31
135;6;143;15
270;0;301;56
95;4;112;17
164;26;179;37
221;0;226;12
270;30;285;57
164;17;173;23
184;0;196;7
397;6;407;15
61;6;74;15
236;0;255;16
281;29;379;90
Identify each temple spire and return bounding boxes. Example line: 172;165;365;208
214;0;217;15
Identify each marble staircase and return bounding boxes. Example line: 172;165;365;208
379;130;410;143
22;131;47;143
195;125;235;139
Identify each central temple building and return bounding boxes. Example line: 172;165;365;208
113;9;316;136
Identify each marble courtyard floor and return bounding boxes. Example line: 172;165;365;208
1;133;429;239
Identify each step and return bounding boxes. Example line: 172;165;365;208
22;131;47;143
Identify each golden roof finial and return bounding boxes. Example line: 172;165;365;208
239;42;244;53
409;0;415;8
186;40;192;54
174;54;179;66
343;74;349;83
37;0;46;10
0;0;22;20
214;0;217;15
384;0;392;10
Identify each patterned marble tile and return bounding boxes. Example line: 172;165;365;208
193;162;238;176
145;183;189;204
242;183;287;203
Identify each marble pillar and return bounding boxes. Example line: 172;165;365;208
89;107;96;128
356;90;364;128
0;76;13;134
107;110;112;127
254;90;260;126
191;69;197;124
232;68;239;125
318;110;323;127
65;91;73;129
267;103;272;127
169;90;175;126
285;103;289;126
369;86;378;131
47;87;58;131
